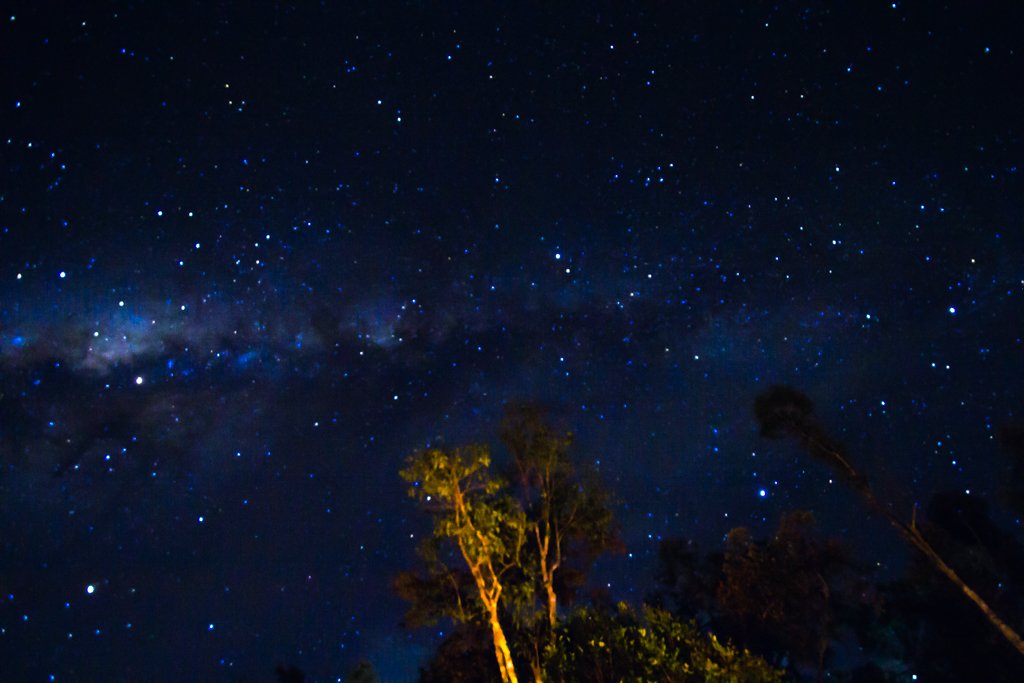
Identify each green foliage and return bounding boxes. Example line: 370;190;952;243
395;394;1024;681
401;445;525;570
544;603;784;683
398;410;623;683
400;445;527;683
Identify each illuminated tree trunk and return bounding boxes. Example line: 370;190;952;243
454;488;520;683
544;579;557;630
401;447;528;683
486;601;519;683
464;562;518;683
529;655;545;683
537;527;558;630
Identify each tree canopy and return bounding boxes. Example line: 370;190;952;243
389;392;1024;682
397;407;779;683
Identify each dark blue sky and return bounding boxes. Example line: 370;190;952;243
1;2;1022;680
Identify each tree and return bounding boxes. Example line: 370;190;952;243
499;404;620;672
418;624;503;683
398;409;622;683
716;511;850;681
997;421;1024;516
393;556;483;630
544;602;784;683
400;445;526;683
753;385;1024;658
501;404;622;621
653;513;886;681
858;490;1024;682
651;538;722;625
345;660;381;683
274;665;306;683
925;490;1024;598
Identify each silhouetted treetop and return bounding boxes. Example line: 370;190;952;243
274;665;305;683
754;385;816;438
754;385;865;490
754;386;1024;658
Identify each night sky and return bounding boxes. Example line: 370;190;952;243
2;2;1023;681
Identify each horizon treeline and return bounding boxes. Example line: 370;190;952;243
389;389;1024;683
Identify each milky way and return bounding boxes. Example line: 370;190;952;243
1;2;1022;681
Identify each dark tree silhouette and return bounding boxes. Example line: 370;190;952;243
346;660;381;683
651;538;721;623
998;420;1024;516
717;511;851;682
393;557;482;629
869;553;1024;683
927;490;1024;591
419;624;502;683
274;665;305;683
754;385;1024;658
